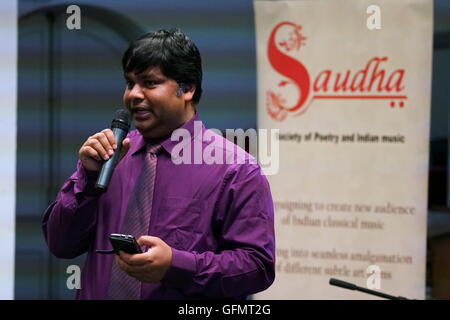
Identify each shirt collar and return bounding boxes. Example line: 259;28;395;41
130;113;203;156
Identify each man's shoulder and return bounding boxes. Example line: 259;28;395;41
198;128;264;181
201;129;258;166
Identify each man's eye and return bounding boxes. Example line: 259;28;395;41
143;81;156;88
125;81;134;89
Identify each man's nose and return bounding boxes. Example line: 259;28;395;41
128;83;145;99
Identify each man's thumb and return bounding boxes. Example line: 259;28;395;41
119;137;130;161
137;236;159;247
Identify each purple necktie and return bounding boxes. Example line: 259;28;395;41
108;143;162;300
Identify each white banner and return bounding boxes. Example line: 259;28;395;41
254;0;433;299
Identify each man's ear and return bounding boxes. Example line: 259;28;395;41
181;83;196;101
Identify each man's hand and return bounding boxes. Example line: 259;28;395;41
78;129;130;171
115;236;173;283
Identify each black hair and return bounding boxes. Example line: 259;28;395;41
122;29;203;104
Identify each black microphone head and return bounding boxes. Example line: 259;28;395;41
111;109;131;130
116;109;131;124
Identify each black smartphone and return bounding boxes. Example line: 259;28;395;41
109;234;142;254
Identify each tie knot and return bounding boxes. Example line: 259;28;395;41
146;143;162;155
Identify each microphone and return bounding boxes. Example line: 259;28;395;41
329;278;410;300
95;109;131;193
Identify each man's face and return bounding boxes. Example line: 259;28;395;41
123;66;195;139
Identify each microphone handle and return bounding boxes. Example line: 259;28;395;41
95;127;128;192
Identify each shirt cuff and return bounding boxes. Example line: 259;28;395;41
74;161;99;196
161;247;197;288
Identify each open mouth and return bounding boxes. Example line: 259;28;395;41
131;107;152;120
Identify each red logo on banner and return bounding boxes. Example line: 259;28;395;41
266;22;407;121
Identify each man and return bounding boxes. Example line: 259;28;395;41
42;29;275;299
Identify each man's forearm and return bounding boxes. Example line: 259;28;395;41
42;163;100;259
161;246;275;298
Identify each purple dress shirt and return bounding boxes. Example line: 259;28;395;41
42;115;275;299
